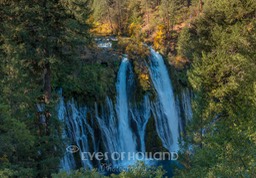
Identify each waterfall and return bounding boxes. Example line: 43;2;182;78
66;100;93;169
130;95;151;153
57;48;193;172
181;89;193;122
149;48;180;152
176;89;193;134
175;97;184;134
95;97;120;166
95;58;137;167
116;57;136;154
57;96;95;170
57;96;76;171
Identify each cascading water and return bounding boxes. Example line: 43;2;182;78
149;48;180;152
181;89;193;122
115;57;136;154
57;96;96;170
57;95;76;172
95;97;120;166
175;97;184;134
57;48;193;173
130;95;151;153
66;100;93;169
176;89;193;134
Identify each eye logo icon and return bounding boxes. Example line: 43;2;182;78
66;145;80;153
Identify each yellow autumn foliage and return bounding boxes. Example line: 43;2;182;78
128;23;141;36
125;40;151;91
91;22;113;35
140;73;149;80
153;25;166;51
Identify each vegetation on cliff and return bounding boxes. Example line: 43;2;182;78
0;0;256;177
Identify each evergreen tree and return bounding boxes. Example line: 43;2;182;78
0;0;92;176
175;0;256;177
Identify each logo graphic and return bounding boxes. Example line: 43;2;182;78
80;151;178;161
66;145;80;153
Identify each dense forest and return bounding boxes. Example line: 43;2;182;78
1;0;256;177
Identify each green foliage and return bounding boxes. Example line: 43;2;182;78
176;28;193;60
52;162;166;178
62;64;116;103
110;162;166;178
124;25;150;93
159;0;179;28
125;39;151;93
1;0;256;177
1;0;92;177
52;168;104;178
0;169;16;178
0;115;36;177
174;0;256;177
146;116;166;152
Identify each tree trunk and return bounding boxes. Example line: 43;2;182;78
44;62;51;104
43;0;51;104
187;0;191;7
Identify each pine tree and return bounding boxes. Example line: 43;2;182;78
175;0;256;177
1;0;92;176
